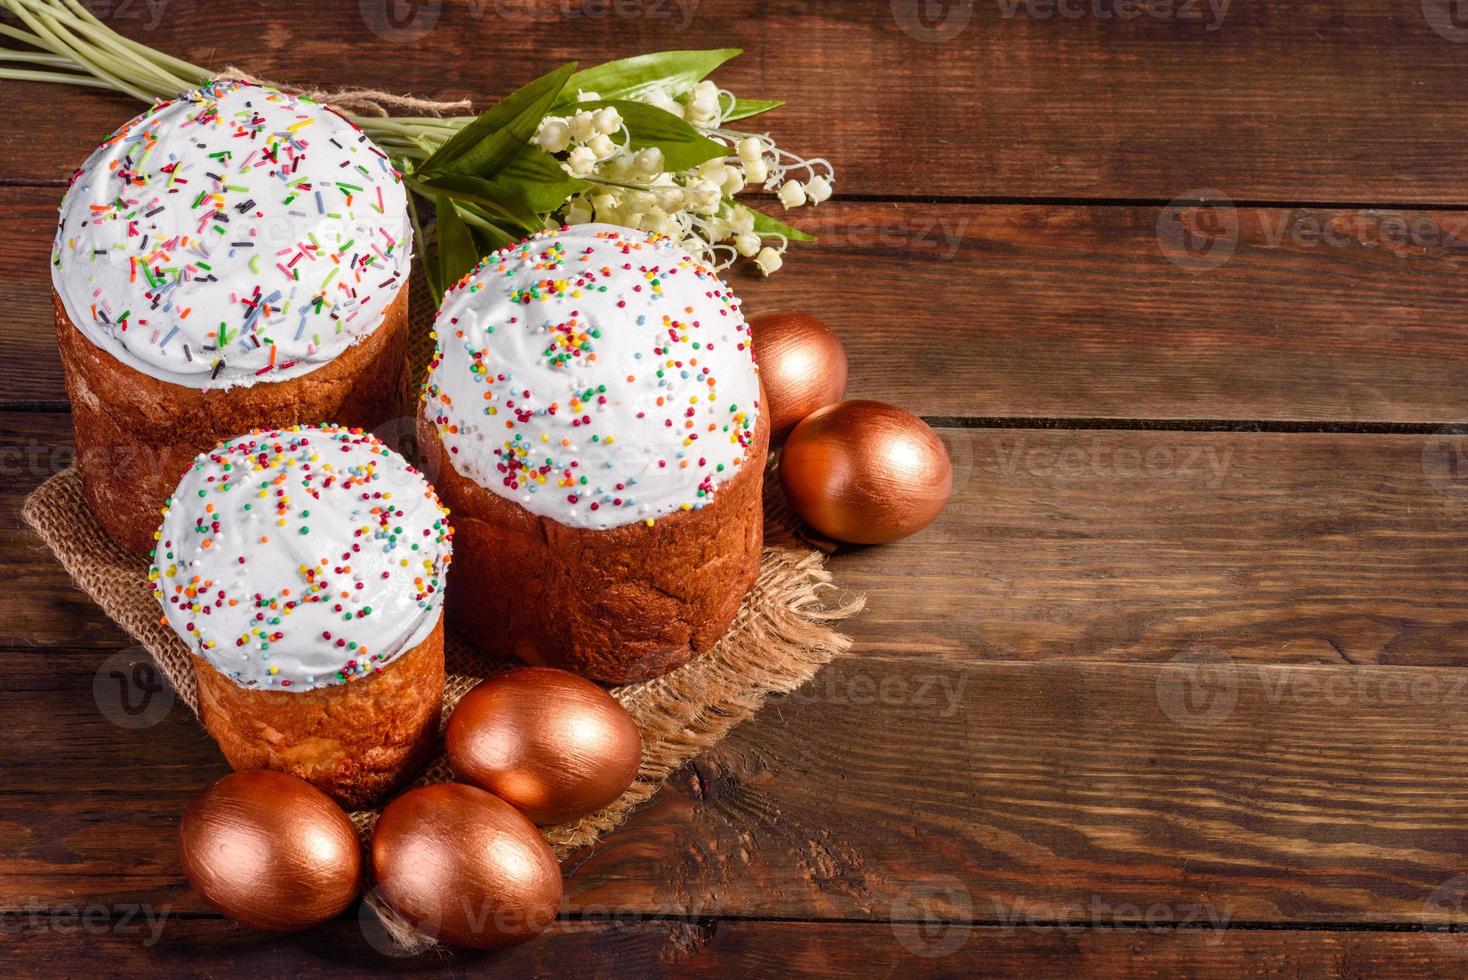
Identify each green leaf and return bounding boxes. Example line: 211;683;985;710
498;145;590;214
435;200;480;293
723;98;784;123
557;49;739;107
456;205;520;256
579;99;727;172
452;201;523;254
741;204;816;243
406;194;442;303
421;62;577;178
415;174;542;234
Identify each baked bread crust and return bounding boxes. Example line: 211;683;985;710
192;615;444;808
418;410;769;684
53;283;409;555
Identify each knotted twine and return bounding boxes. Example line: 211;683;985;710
212;65;471;117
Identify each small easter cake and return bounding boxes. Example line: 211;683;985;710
151;425;452;807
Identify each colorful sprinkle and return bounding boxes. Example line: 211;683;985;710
52;80;411;390
423;225;761;530
149;425;453;690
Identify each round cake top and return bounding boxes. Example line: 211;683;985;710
423;224;761;530
52;80;412;390
150;425;453;692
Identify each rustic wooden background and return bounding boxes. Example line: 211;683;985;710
6;0;1468;974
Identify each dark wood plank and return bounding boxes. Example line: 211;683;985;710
575;657;1468;925
4;1;1468;201
0;412;128;649
11;640;1468;926
9;188;1468;421
10;414;1468;666
8;423;1468;922
6;918;1468;979
0;185;64;408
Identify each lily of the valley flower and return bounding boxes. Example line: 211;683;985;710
533;81;835;275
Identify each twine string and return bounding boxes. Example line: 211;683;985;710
212;65;470;118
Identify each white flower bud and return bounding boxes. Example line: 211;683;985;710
755;246;784;276
627;189;657;212
703;216;731;242
685;82;721;125
727;206;755;235
591;191;620;215
570;111;596;141
688;180;722;214
600;154;635;181
778;179;807;209
645;209;676;235
686;97;718;125
744;157;769;184
587;134;617;160
805;175;833;205
722;169;746;196
634;147;664;175
536;118;572;154
644;88;679;113
655;185;685;211
576;89;601;102
691;81;719;109
592;106;623;135
565;199;593;224
737;137;765;163
734;232;761;257
566;146;598;176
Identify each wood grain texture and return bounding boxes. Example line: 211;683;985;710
6;3;1468;971
578;657;1468;926
5;918;1468;978
11;641;1468;927
9;189;1468;421
4;1;1468;201
9;415;1468;666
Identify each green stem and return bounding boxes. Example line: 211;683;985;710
0;47;72;66
0;65;112;87
385;144;432;162
3;0;153;99
0;20;58;55
55;0;210;84
11;0;192;94
404;190;440;304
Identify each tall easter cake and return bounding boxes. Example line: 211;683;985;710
419;224;768;683
52;80;412;553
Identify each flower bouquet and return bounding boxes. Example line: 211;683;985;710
0;0;835;295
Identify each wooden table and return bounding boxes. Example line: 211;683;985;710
6;1;1468;974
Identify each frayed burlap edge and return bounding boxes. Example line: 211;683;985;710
22;461;862;954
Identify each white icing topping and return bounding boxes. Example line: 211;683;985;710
150;425;453;692
423;224;761;530
52;80;412;390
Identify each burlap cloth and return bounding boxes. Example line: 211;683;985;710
20;270;863;950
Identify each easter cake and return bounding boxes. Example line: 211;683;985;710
419;224;768;683
52;80;412;553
